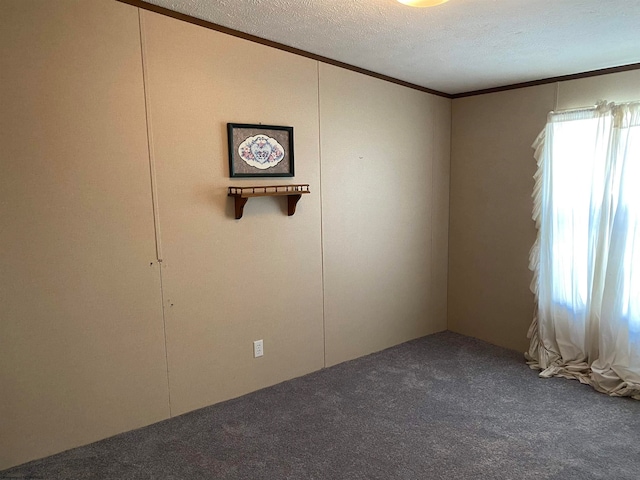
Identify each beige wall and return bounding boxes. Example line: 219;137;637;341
319;64;450;366
448;70;640;352
557;69;640;110
0;0;170;469
0;0;450;469
140;11;326;415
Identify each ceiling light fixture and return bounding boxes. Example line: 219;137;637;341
397;0;450;7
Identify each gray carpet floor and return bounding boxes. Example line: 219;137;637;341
3;331;640;480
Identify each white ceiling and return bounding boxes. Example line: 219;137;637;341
144;0;640;95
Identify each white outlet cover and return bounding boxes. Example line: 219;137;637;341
253;340;264;358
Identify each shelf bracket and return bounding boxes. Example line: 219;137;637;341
287;194;302;216
233;196;249;220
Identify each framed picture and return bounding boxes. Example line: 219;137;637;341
227;123;294;177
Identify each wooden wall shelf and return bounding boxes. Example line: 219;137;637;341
228;184;310;219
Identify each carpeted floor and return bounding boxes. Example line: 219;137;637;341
3;331;640;479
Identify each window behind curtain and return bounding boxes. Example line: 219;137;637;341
546;113;610;313
546;108;639;328
617;119;640;332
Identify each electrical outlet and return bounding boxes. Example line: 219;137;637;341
253;339;264;358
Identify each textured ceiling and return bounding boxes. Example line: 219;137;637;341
144;0;640;95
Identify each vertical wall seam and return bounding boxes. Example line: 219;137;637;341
157;261;172;417
138;8;172;417
429;100;435;332
554;82;560;110
446;98;453;332
138;10;163;263
317;61;327;369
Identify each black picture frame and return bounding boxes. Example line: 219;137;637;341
227;123;294;177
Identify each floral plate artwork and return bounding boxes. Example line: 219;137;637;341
238;134;285;170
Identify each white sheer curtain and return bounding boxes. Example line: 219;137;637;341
527;101;640;399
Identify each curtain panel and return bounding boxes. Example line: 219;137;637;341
527;101;640;399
